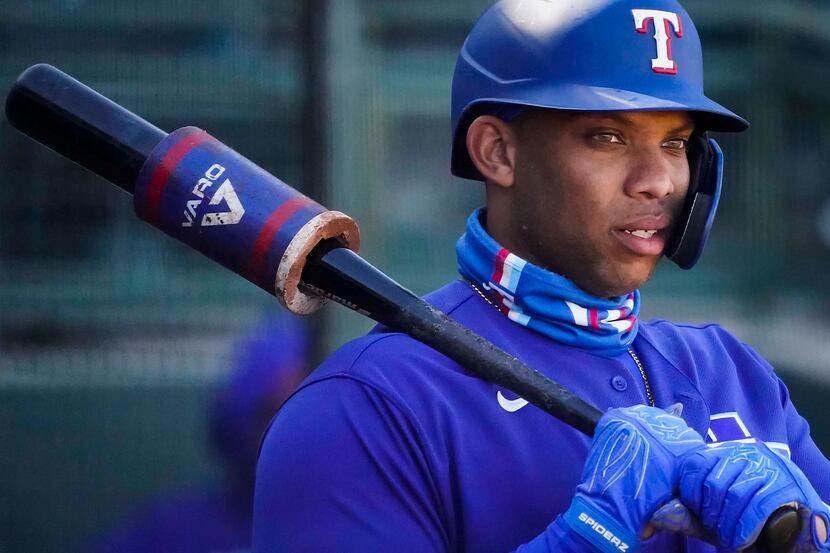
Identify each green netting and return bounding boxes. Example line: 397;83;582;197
1;1;829;551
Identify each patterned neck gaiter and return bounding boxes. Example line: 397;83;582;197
456;209;640;356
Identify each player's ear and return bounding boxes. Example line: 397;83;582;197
466;115;517;188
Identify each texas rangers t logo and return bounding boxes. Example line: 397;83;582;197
632;9;683;74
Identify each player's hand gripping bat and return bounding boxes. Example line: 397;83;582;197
4;64;800;552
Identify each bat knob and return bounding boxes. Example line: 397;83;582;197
757;505;801;553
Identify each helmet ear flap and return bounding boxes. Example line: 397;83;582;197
666;134;724;269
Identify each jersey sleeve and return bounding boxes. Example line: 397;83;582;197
743;344;830;501
251;375;451;552
777;376;830;500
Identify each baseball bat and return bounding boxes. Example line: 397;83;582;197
5;64;800;552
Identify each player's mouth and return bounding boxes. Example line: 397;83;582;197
612;217;670;256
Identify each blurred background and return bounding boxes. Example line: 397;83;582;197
0;0;829;551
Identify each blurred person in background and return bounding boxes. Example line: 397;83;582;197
83;314;309;553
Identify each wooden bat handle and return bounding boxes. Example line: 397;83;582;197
301;241;603;435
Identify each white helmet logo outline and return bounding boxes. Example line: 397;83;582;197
632;9;683;74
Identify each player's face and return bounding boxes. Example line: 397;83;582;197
505;110;693;297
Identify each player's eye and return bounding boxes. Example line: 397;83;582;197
593;132;624;144
663;138;689;150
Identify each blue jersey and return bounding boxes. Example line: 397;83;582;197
252;280;830;552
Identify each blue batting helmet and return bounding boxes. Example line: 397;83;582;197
451;0;749;269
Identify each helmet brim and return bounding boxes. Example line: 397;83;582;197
451;83;748;180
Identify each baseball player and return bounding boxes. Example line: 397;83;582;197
85;315;308;553
252;1;830;551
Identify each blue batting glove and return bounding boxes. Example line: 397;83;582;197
562;405;705;553
677;441;830;551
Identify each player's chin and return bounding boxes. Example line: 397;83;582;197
601;258;659;297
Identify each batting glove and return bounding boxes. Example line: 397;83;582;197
673;441;830;552
561;405;705;553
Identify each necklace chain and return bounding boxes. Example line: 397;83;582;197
626;348;655;407
466;280;655;407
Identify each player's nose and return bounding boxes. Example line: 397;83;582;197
623;147;678;200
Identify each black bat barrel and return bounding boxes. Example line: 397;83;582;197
6;64;359;312
5;63;165;193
